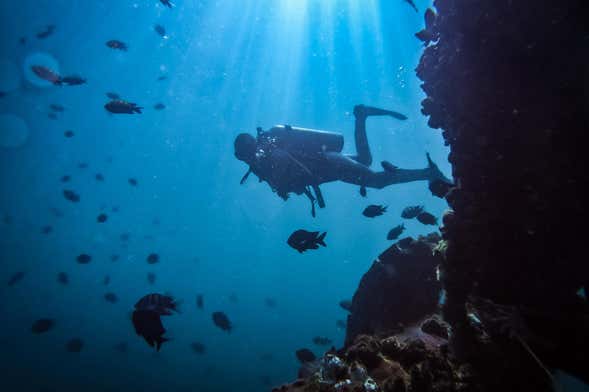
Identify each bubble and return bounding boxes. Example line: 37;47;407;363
23;52;60;88
0;113;29;148
0;59;21;92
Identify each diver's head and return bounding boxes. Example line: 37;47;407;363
234;133;257;163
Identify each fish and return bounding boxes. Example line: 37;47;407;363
132;310;169;351
106;92;120;100
77;162;88;169
95;173;104;181
401;205;424;219
135;293;180;316
60;175;71;183
287;230;327;253
359;186;367;197
7;271;25;286
64;130;74;138
41;225;53;234
157;75;168;81
106;40;128;51
19;37;26;45
154;24;167;38
111;206;119;213
387;224;406;240
76;254;91;264
428;179;453;198
36;25;55;39
103;275;110;285
63;190;80;202
147;253;159;264
49;104;65;112
312;336;332;346
57;272;69;285
104;292;118;303
295;348;316;363
110;254;120;262
31;65;61;85
31;318;55;334
403;0;418;12
339;299;352;312
160;0;174;8
154;103;166;110
120;233;130;242
264;298;276;308
60;75;86;86
417;211;438;225
362;205;387;217
191;342;206;354
336;320;346;329
65;338;83;352
212;311;232;332
114;342;128;353
415;8;438;45
105;100;142;114
147;272;156;285
196;294;204;309
97;213;108;223
2;214;13;224
128;178;138;186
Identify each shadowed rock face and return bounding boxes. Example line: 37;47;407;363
345;233;442;346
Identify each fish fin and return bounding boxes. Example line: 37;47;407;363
317;232;327;247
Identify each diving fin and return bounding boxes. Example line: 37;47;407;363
354;104;407;120
240;168;252;185
156;337;170;351
381;161;398;172
316;232;327;247
360;186;367;197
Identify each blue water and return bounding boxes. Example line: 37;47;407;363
0;1;451;391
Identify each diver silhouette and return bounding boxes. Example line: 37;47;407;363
234;104;451;216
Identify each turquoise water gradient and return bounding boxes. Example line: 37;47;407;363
0;1;453;391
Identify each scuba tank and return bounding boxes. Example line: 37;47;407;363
257;124;344;155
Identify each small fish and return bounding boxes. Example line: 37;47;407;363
31;65;61;85
312;336;332;346
147;272;156;285
154;103;166;110
154;24;167;38
295;348;316;363
60;175;71;183
264;298;276;308
120;233;130;242
363;205;387;218
428;179;452;198
147;253;159;264
135;293;180;315
48;113;57;120
336;320;346;329
403;0;418;12
417;211;438;225
191;342;206;354
287;230;327;253
212;311;232;332
60;75;86;86
49;104;65;112
31;318;55;334
401;205;424;219
196;294;204;309
160;0;174;8
97;213;108;223
105;100;142;114
76;254;91;264
103;275;111;285
106;92;120;100
19;37;26;45
77;162;88;169
57;272;69;285
63;189;80;202
111;206;119;213
106;40;128;51
2;214;13;224
95;173;104;181
339;300;352;312
114;342;128;353
387;224;405;240
104;292;118;303
7;271;25;286
128;178;138;186
36;25;55;39
157;75;168;81
65;338;83;352
110;254;120;262
0;91;6;98
64;130;74;138
41;225;53;234
132;309;169;351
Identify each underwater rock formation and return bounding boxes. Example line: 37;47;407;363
345;233;442;346
416;0;589;386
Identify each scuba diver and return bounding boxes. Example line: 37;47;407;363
234;104;451;216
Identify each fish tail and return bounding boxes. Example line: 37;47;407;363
317;232;327;247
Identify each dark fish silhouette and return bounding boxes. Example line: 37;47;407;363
7;271;25;286
403;0;418;12
65;338;83;352
95;173;104;181
196;294;204;309
336;320;346;329
160;0;174;8
359;186;367;197
147;253;159;264
415;8;438;45
264;298;276;308
128;178;138;186
19;37;26;45
106;40;128;51
191;342;206;354
31;318;55;334
287;230;327;253
63;190;80;202
429;179;453;198
49;104;64;112
312;336;332;346
60;75;86;86
212;311;232;332
132;310;169;351
106;92;120;100
97;213;108;223
36;25;55;39
105;100;142;114
76;254;91;264
154;24;167;38
77;162;88;169
417;211;438;225
103;275;110;285
31;65;61;84
135;293;180;315
154;103;166;110
339;299;352;312
60;175;71;183
295;348;316;363
120;233;130;242
57;272;69;285
64;130;74;138
41;225;52;234
363;205;387;217
401;205;424;219
104;292;118;303
157;75;168;81
387;224;405;240
147;272;156;285
111;254;120;262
